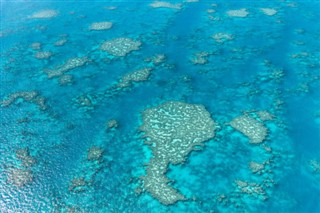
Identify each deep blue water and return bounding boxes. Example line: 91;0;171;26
1;0;320;212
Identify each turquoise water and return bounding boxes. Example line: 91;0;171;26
1;1;319;212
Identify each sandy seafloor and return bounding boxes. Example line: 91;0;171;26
0;0;320;212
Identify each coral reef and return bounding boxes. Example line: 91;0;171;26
212;33;234;43
44;57;89;78
150;1;182;9
30;42;41;50
89;22;113;31
1;91;47;110
16;148;36;168
140;101;216;205
230;115;268;144
29;10;58;19
226;9;249;17
142;158;186;205
59;74;74;86
54;37;68;46
256;111;274;121
68;144;106;198
74;93;95;108
235;180;267;200
260;8;278;16
249;161;265;174
6;168;33;187
117;68;153;88
190;52;210;65
100;38;141;57
145;54;166;65
309;159;320;174
106;119;118;129
68;177;88;193
35;51;53;59
87;146;104;161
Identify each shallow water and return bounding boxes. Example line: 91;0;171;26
1;1;319;212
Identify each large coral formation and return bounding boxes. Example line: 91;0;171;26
16;148;36;168
28;10;58;19
149;1;182;9
59;74;74;86
34;51;53;59
190;52;210;65
87;146;104;161
235;180;267;200
249;161;265;174
117;68;153;88
256;110;274;121
309;159;320;174
140;101;216;205
226;9;249;17
89;22;113;31
1;91;47;110
6;168;33;187
230;115;268;144
260;8;278;16
100;38;141;57
211;33;234;43
142;158;186;205
68;177;88;193
44;57;89;78
106;119;118;129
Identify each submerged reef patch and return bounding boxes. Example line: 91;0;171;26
260;8;278;16
144;54;166;65
116;68;153;88
256;110;274;121
100;38;141;57
190;52;210;65
226;9;249;17
106;119;118;130
211;33;234;43
87;146;104;161
249;161;265;174
16;148;36;168
6;168;33;187
68;177;88;193
140;101;216;205
28;10;58;19
34;51;53;59
149;1;182;10
54;37;68;46
44;57;89;78
230;114;268;144
309;159;320;174
1;91;47;110
234;180;267;200
30;42;42;50
58;74;74;86
89;22;113;31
